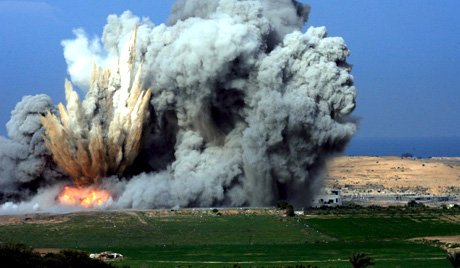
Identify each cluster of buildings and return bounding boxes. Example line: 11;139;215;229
310;189;457;208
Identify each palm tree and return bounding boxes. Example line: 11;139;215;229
448;251;460;268
349;252;375;268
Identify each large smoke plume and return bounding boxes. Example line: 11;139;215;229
0;0;356;213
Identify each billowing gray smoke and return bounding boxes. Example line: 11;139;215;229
0;0;356;212
0;95;63;202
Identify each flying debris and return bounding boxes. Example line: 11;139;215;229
40;28;152;187
0;0;357;213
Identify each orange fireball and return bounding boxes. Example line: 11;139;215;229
58;186;111;208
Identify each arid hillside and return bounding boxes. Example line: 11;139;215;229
325;156;460;197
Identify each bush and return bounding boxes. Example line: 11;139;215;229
286;204;295;217
43;250;115;268
349;252;375;268
0;243;41;267
0;243;116;268
276;200;289;210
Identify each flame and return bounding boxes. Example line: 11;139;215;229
58;186;111;208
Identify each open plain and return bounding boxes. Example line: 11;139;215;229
325;156;460;205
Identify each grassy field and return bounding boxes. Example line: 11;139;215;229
0;207;459;267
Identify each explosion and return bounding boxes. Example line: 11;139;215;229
40;27;151;187
39;28;150;207
58;186;111;208
0;0;357;213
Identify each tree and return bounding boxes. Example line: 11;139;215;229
448;251;460;268
276;200;288;210
286;204;295;217
349;252;375;268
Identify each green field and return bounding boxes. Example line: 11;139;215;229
0;207;459;267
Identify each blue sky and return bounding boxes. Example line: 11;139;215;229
1;0;459;140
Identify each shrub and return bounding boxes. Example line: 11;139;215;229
43;250;115;268
0;243;41;267
0;243;116;268
276;200;288;210
349;252;375;268
286;204;295;217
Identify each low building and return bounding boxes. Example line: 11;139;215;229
311;189;342;208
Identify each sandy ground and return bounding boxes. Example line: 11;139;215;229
325;156;460;196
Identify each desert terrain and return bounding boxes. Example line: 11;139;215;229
325;156;460;205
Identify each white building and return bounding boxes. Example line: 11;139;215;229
311;189;342;208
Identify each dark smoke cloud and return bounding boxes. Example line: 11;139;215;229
0;0;357;213
0;95;63;202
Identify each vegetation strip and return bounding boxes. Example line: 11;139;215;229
0;207;459;267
